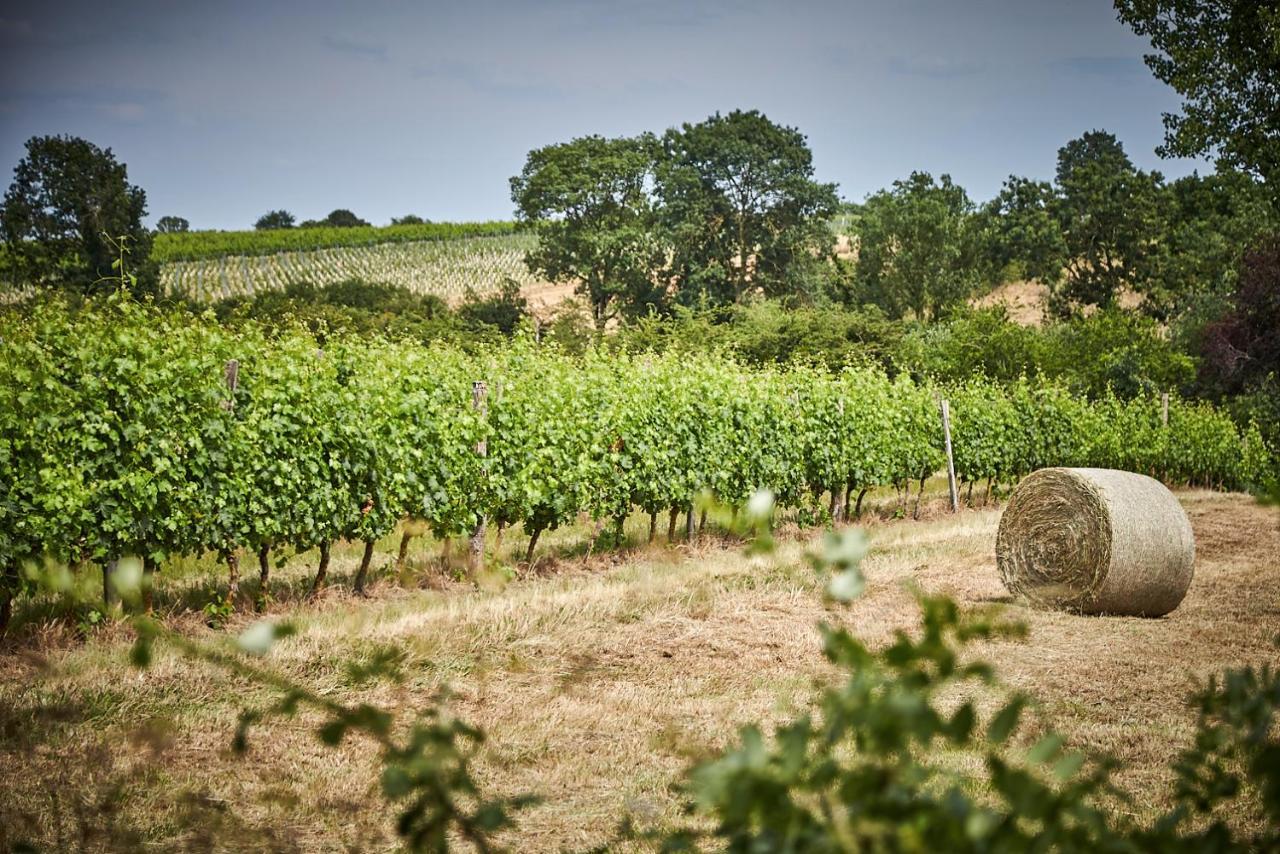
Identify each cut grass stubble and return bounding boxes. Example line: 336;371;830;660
0;488;1276;850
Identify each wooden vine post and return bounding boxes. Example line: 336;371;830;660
1161;392;1169;427
468;381;488;576
939;397;959;513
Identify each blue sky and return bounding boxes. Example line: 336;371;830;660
0;0;1205;230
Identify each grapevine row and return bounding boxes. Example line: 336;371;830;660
152;220;521;263
0;297;1269;611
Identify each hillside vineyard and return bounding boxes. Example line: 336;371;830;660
0;295;1269;580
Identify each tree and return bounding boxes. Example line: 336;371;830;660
511;134;667;328
1051;130;1163;314
457;279;528;335
391;214;427;225
0;135;155;294
1141;169;1276;326
852;172;984;321
254;210;295;230
657;110;840;306
1200;235;1280;394
1116;0;1280;204
977;176;1068;286
317;209;369;228
155;215;189;234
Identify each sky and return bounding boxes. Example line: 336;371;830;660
0;0;1207;230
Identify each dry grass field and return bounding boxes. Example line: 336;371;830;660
1;490;1277;851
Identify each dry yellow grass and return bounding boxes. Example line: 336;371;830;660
973;278;1146;326
1;490;1276;850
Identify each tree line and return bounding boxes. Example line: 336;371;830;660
513;117;1275;330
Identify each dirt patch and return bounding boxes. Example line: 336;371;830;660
973;279;1049;325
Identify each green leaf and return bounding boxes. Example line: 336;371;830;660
1028;732;1064;765
129;635;152;669
987;696;1026;745
1052;750;1085;781
318;719;347;746
381;765;412;798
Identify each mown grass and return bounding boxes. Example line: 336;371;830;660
1;487;1276;851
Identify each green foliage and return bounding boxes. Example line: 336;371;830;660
616;301;903;372
156;220;518;263
0;135;156;295
896;307;1047;383
978;175;1068;287
456;279;529;336
0;297;1267;626
1042;309;1196;399
509;110;840;315
658;109;841;306
299;208;369;229
202;593;234;628
511;134;666;327
253;209;295;230
870;306;1193;401
1052;130;1164;314
154;215;189;234
851;171;986;321
1142;170;1277;328
1116;0;1280;202
208;279;509;345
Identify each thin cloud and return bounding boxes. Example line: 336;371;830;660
411;62;568;101
97;101;148;121
0;85;166;120
886;55;986;79
322;34;387;60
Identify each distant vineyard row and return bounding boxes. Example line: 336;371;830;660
151;220;520;262
1;296;1270;607
160;232;539;302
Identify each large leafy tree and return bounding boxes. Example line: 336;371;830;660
657;110;840;306
1116;0;1280;203
977;176;1068;286
0;135;155;294
1142;170;1277;326
1051;130;1163;314
511;134;667;328
300;208;370;229
254;209;295;230
852;172;984;321
155;215;189;234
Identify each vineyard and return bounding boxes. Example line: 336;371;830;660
0;295;1269;618
159;231;539;302
152;220;521;262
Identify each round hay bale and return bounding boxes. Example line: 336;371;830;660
995;467;1194;617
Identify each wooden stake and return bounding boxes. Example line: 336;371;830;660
1161;392;1169;427
940;398;959;513
103;559;117;607
468;381;488;577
